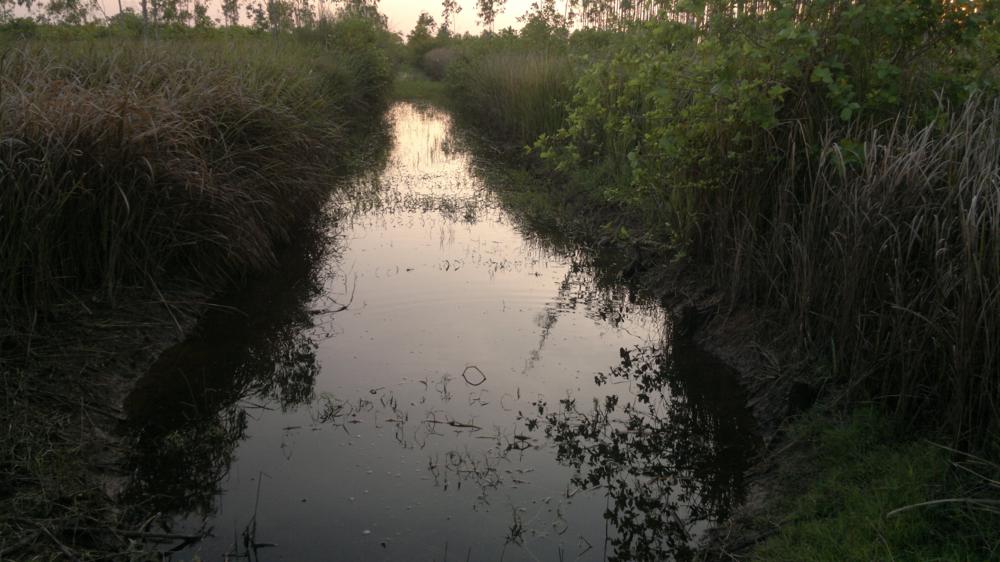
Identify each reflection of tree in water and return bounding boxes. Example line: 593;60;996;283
526;344;758;561
523;258;662;373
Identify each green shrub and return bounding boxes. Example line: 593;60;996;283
443;1;1000;443
531;1;1000;441
295;14;397;105
440;24;621;147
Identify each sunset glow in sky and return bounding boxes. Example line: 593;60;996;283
378;0;537;35
65;0;543;35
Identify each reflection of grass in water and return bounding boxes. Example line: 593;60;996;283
505;506;526;545
333;171;495;223
310;382;541;501
331;102;499;225
128;407;248;520
297;344;752;561
123;206;352;536
0;367;168;558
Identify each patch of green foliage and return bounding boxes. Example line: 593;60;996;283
447;31;607;146
400;8;610;147
446;47;574;146
755;408;1000;561
540;2;999;242
434;4;1000;556
437;0;1000;449
404;10;443;64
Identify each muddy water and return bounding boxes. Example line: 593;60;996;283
125;103;757;561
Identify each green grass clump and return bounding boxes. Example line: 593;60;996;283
0;33;391;340
755;409;1000;561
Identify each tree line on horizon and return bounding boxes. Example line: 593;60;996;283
0;0;384;32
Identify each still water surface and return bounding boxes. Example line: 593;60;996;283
126;103;757;561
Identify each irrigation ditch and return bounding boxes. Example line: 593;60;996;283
4;63;997;560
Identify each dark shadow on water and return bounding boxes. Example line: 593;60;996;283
124;214;333;521
122;122;393;527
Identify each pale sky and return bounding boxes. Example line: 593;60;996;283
379;0;537;35
16;0;543;36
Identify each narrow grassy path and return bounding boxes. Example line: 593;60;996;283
391;65;449;107
742;408;1000;560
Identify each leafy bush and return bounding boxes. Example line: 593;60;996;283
447;0;1000;442
541;2;999;239
295;14;397;106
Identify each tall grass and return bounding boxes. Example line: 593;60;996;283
447;51;574;147
420;47;459;80
707;98;1000;442
0;37;390;340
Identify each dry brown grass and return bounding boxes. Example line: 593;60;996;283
0;40;381;343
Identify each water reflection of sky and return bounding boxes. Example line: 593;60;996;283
126;103;756;562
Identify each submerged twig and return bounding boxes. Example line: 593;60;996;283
461;365;487;386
